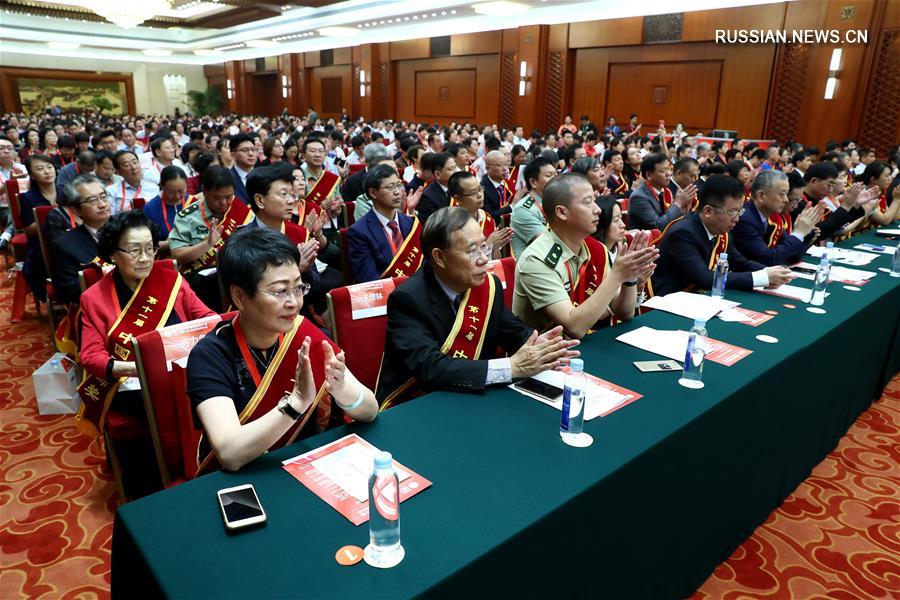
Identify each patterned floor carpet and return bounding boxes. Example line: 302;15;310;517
0;276;897;599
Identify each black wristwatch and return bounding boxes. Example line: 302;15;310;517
277;395;302;420
623;279;639;287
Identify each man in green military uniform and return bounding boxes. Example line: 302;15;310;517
510;156;557;257
512;173;658;338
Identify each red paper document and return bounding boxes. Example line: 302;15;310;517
729;307;774;327
282;434;432;526
704;338;752;366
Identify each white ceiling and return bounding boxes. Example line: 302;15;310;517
0;0;787;65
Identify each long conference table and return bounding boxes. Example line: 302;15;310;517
112;229;900;599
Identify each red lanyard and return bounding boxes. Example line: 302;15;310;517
67;207;77;228
162;195;189;233
233;315;283;386
563;252;588;297
121;180;142;212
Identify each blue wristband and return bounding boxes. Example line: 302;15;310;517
335;385;365;411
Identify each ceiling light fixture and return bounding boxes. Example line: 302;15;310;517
79;0;172;29
318;26;359;37
143;48;173;56
193;49;223;56
472;1;529;17
245;39;279;47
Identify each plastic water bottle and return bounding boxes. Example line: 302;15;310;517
809;255;830;306
710;253;729;298
364;451;405;568
560;358;592;447
679;320;708;389
890;241;900;278
825;241;835;262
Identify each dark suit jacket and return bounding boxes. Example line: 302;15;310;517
416;182;450;224
651;212;765;296
346;209;413;283
629;181;684;231
52;225;99;304
231;166;250;205
481;175;511;222
792;193;863;241
376;266;533;402
341;168;366;202
732;202;807;266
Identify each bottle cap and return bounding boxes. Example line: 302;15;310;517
826;242;834;248
374;451;393;469
719;252;728;260
569;358;584;372
693;318;706;326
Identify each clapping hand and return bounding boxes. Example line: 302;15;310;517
289;337;316;415
510;325;580;379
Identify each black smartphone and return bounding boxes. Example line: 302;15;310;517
791;266;817;275
512;378;564;402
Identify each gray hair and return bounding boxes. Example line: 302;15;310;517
750;168;788;199
697;142;711;151
363;142;389;167
64;173;103;207
421;207;475;260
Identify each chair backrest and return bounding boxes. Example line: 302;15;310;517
487;257;515;309
7;178;23;231
133;311;236;487
338;227;354;285
132;196;146;211
342;200;356;227
33;205;57;276
79;259;177;292
326;277;406;390
348;163;365;175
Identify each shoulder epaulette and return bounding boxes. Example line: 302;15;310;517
543;243;563;268
177;202;200;218
523;196;535;209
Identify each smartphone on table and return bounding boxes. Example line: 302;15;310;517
217;484;267;530
512;378;564;402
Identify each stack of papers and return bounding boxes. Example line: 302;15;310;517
854;243;897;256
716;306;774;326
642;291;739;322
512;368;642;419
791;262;877;285
807;246;878;266
616;326;751;366
874;228;900;237
757;283;824;302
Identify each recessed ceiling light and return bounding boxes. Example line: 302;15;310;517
318;26;359;37
245;39;279;47
143;49;172;56
47;41;80;49
472;1;530;16
193;49;223;56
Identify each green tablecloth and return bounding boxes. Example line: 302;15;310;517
112;230;900;599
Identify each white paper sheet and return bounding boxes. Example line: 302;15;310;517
792;262;876;283
757;283;827;302
308;442;411;503
874;229;900;236
510;369;636;420
717;307;754;323
807;246;878;266
854;243;897;256
642;291;739;322
615;326;689;362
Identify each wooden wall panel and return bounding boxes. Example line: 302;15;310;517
414;69;476;118
394;55;499;124
513;25;543;129
333;47;352;65
451;31;501;56
390;39;430;61
682;4;786;41
308;65;352;119
568;18;642;48
247;73;279;116
607;61;722;131
718;44;777;139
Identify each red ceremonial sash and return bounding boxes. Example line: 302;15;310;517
767;210;793;248
708;232;729;270
506;165;520;196
566;236;609;306
657;186;675;211
282;220;310;245
480;209;495;237
609;174;629;195
182;200;252;276
878;191;887;212
75;263;182;437
380;273;496;410
304;169;340;213
195;315;334;475
381;217;424;278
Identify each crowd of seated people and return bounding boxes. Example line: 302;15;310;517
1;106;897;500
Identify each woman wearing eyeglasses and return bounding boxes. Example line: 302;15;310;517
77;211;215;441
187;227;378;473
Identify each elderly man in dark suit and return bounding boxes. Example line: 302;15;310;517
377;206;578;408
480;149;513;222
651;175;794;297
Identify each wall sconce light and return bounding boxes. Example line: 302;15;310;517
518;61;527;96
282;74;290;99
360;69;371;97
226;79;234;100
824;48;841;100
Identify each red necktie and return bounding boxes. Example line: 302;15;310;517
498;184;505;206
387;221;403;252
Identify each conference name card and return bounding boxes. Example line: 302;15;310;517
616;326;752;366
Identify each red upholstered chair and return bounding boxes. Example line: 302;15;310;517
342;200;356;227
348;163;365;176
338;227;354;285
326;276;407;391
133;311;235;487
6;178;39;322
486;257;516;309
33;205;67;338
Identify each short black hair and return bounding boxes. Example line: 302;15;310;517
674;157;698;173
25;154;54;175
150;136;171;157
421;206;475;261
791;150;812;166
113;149;137;169
523;155;556;191
485;136;502;151
699;174;744;209
448;170;477;198
640;153;668;178
593;195;618;245
229;133;255;153
860;161;890;186
202;165;235;192
246;164;294;212
58;135;76;149
363;163;399;198
76;150;96;168
160;165;187;188
219;227;301;300
301;137;326;154
431;152;455;173
804;161;838;183
726;160;748;179
601;149;621;165
787;170;806;192
446;142;466;158
542;172;591;223
97;210;160;262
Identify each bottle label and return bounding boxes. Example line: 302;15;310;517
372;475;399;521
561;387;571;431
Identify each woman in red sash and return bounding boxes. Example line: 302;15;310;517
187;227;377;472
860;161;900;227
78;211;214;495
448;171;512;259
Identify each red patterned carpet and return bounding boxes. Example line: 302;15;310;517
0;276;897;599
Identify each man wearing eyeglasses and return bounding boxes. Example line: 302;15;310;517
229;133;257;205
377;206;579;409
347;164;422;283
52;174;111;304
797;162;871;242
651;175;795;297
